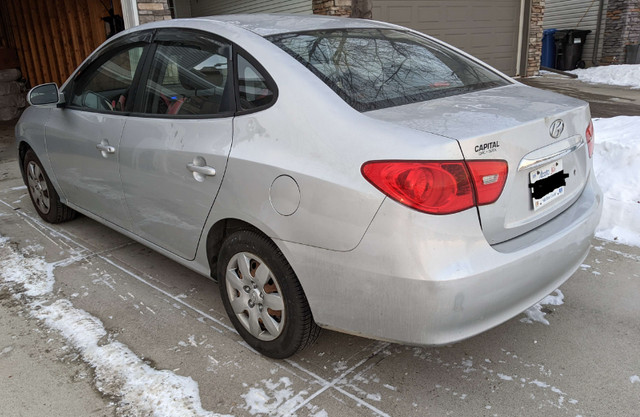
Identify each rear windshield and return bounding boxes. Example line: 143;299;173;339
268;29;510;112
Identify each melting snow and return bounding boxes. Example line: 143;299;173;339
241;377;308;415
521;289;564;325
631;375;640;384
0;236;228;417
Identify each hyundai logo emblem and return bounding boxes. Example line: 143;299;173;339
549;119;565;139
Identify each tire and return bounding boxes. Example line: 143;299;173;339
217;230;320;358
23;149;77;223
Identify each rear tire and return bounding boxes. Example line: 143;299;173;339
23;149;76;223
217;230;320;358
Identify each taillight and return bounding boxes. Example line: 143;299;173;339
586;120;594;158
466;160;509;205
361;160;508;215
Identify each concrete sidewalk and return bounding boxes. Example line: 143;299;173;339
520;73;640;118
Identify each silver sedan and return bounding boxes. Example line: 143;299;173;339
16;15;602;358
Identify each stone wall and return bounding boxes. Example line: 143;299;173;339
601;0;640;64
137;0;172;24
526;0;545;77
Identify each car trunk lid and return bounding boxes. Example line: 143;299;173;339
366;84;592;244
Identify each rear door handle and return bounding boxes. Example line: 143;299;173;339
187;163;216;176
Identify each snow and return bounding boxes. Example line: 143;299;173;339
592;117;640;247
631;375;640;384
0;237;55;297
521;290;564;325
0;236;228;417
241;377;308;415
569;64;640;89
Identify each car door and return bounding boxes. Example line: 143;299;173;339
45;38;150;230
119;29;235;260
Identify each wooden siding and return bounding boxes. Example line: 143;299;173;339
0;0;123;87
190;0;312;17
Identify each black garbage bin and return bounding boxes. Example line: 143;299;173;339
554;29;591;70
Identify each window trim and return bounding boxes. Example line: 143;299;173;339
127;28;237;120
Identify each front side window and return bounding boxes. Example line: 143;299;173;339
70;46;144;112
268;29;510;111
140;41;232;116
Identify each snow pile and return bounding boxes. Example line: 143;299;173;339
570;64;640;88
592;117;640;247
0;236;228;417
521;289;564;325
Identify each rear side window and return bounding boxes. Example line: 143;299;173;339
237;54;274;111
268;29;509;112
140;41;232;116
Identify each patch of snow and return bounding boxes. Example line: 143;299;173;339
497;373;513;381
530;379;550;388
9;185;27;191
631;375;640;384
0;234;227;417
333;360;348;373
241;377;308;415
521;289;564;325
592;117;640;247
0;237;55;297
569;64;640;88
36;300;228;417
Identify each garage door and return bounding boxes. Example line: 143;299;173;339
372;0;522;75
190;0;312;17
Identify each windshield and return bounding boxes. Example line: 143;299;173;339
268;29;510;112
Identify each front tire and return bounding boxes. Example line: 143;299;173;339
217;230;319;358
23;149;76;223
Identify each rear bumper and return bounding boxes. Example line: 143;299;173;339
277;170;602;345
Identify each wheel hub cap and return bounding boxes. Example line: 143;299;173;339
226;252;285;341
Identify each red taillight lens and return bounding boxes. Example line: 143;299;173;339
361;161;474;214
362;160;508;215
586;120;594;158
466;160;509;205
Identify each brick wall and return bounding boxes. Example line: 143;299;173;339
137;0;172;24
526;0;545;77
601;0;640;64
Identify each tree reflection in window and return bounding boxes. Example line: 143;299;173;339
269;29;509;112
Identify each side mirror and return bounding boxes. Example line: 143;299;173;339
27;83;64;106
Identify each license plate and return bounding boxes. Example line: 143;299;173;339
529;160;567;211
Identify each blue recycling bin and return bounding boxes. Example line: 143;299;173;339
541;29;557;68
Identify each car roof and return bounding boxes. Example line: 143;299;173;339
189;13;397;36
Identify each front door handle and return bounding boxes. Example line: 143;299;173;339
96;140;116;157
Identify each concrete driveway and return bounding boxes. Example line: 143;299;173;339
520;73;640;118
1;115;639;417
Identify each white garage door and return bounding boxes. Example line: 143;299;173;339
372;0;522;75
190;0;312;17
